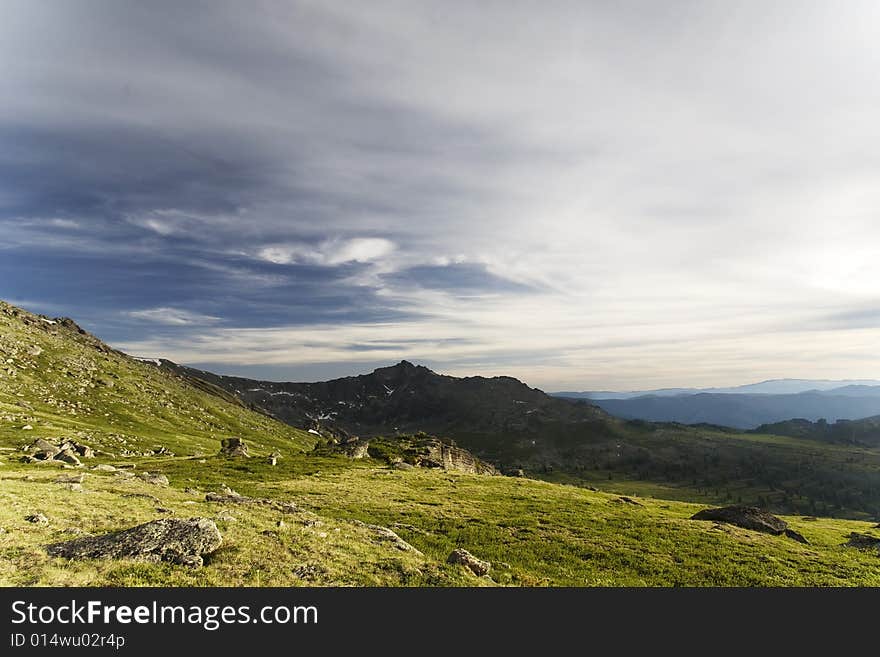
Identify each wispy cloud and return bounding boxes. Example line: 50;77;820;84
126;307;222;326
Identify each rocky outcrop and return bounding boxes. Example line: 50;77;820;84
403;438;498;475
845;532;880;550
22;438;94;465
46;518;222;567
690;505;807;543
340;438;369;459
447;548;491;576
218;437;249;457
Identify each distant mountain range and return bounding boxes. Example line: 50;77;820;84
554;382;880;430
554;378;880;399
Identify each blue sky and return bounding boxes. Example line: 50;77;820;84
3;1;880;389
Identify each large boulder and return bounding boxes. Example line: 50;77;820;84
691;505;788;535
219;437;249;457
447;548;491;576
845;532;880;550
46;518;222;567
341;439;370;459
28;438;60;460
54;449;81;466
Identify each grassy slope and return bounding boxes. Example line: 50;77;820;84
0;301;315;456
1;299;879;586
2;453;879;586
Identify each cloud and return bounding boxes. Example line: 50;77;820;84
257;237;395;266
3;1;880;388
126;307;222;326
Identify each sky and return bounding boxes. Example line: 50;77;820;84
2;0;880;391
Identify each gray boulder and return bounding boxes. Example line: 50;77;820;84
25;513;49;525
691;505;788;535
46;518;222;567
138;472;169;486
55;449;81;466
219;437;249;457
447;548;491;576
28;438;59;460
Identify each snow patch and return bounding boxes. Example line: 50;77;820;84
308;429;321;436
134;357;162;366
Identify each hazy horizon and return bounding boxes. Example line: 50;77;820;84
3;1;880;390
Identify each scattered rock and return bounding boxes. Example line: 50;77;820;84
268;456;277;466
218;437;249;458
506;469;525;478
54;473;85;484
690;506;788;536
801;516;818;522
155;508;173;514
215;513;237;523
138;472;169;486
845;532;880;550
447;548;491;576
46;518;222;568
352;520;422;554
26;513;49;525
205;492;299;514
276;520;286;529
615;496;644;507
91;464;117;472
22;425;33;431
586;486;600;492
784;528;810;544
393;461;415;471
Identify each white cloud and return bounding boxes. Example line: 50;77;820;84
126;307;221;326
257;237;395;266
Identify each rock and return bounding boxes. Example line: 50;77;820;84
352;520;422;554
218;437;249;457
268;456;277;466
25;513;49;525
784;528;809;544
205;492;299;514
55;449;81;466
73;443;94;458
801;516;818;522
447;548;491;576
507;469;525;478
586;486;600;492
276;520;286;529
54;473;85;484
28;438;60;460
615;496;644;506
845;532;880;550
46;518;222;567
91;464;117;472
690;506;788;535
342;439;370;459
138;472;169;486
393;461;415;471
215;513;237;523
22;425;33;431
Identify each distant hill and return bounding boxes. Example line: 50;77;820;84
556;378;880;400
578;390;880;429
752;416;880;447
160;359;608;437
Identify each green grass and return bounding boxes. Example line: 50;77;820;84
2;453;879;586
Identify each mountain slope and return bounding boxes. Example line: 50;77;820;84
0;301;315;457
161;359;608;438
165;359;880;519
